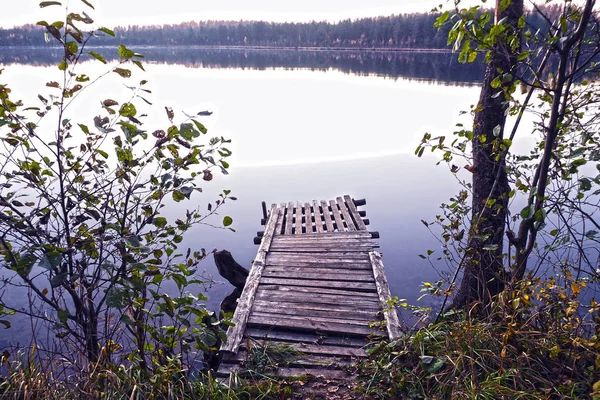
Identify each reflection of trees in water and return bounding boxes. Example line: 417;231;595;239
0;47;485;85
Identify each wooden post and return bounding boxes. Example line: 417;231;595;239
261;201;268;221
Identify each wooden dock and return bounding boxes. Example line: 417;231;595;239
218;195;401;378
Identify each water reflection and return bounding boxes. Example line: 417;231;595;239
0;46;485;84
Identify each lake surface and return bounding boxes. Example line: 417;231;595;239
0;47;484;346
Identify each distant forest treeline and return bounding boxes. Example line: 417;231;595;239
0;10;554;49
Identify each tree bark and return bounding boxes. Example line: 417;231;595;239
452;0;523;309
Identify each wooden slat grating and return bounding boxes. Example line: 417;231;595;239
219;195;400;380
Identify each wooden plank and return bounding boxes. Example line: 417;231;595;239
321;200;335;232
245;327;367;347
344;194;367;231
369;252;403;341
269;243;377;249
221;204;281;353
329;199;345;231
274;202;285;235
267;252;370;261
295;201;302;235
336;196;357;231
269;246;375;253
263;266;376;277
285;202;294;235
271;231;372;240
259;277;377;291
271;237;377;245
275;368;353;379
253;299;380;317
216;362;241;376
228;350;355;367
265;263;372;272
262;269;374;282
257;284;379;298
247;314;383;337
255;290;381;307
240;340;367;358
313;200;324;233
251;302;380;322
302;203;314;233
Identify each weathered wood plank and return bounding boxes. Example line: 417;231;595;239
251;311;371;328
344;194;368;231
240;340;367;358
329;199;345;231
228;350;355;367
247;314;383;337
262;269;374;282
336;196;357;231
269;246;375;253
245;327;367;347
265;262;372;271
312;200;324;233
271;237;377;245
369;252;403;341
257;284;379;298
275;368;354;379
263;265;375;276
285;202;294;235
251;302;380;322
253;299;380;318
295;201;303;234
255;290;381;307
259;277;377;291
321;200;335;232
220;204;280;353
274;202;285;235
267;252;370;261
300;203;310;234
271;231;373;240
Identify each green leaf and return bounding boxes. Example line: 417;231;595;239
96;149;109;159
80;0;95;9
65;41;78;54
113;68;132;78
58;61;68;71
99;27;115;37
40;1;62;7
88;51;107;64
126;236;141;248
57;309;69;324
490;76;502;89
133;61;145;71
423;356;446;374
192;119;208;134
520;205;534;220
172;191;186;202
119;103;137;117
39;252;62;271
51;273;68;288
223;216;233;227
153;217;168;228
118;45;135;60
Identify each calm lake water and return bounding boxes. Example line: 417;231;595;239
0;47;485;346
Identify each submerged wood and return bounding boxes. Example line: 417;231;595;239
214;250;249;290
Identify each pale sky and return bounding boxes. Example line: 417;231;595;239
1;0;460;28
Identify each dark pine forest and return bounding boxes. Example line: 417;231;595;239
0;10;554;49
